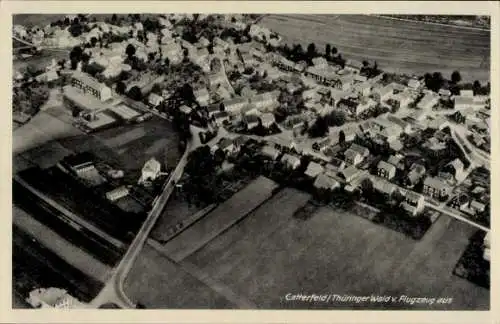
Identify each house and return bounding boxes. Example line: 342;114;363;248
407;79;421;90
243;114;260;130
460;89;474;97
218;138;238;155
148;93;164;108
373;178;398;196
35;70;59;83
250;90;280;110
286;83;302;94
406;163;426;188
344;148;363;166
312;57;328;67
222;97;248;114
261;145;280;160
106;186;130;202
401;191;425;216
386;115;413;134
439;88;452;97
194;87;210;107
337;98;359;115
138;157;161;185
339;165;363;183
305;161;325;178
281;153;301;170
312;137;332;153
441;158;466;182
392;91;414;109
453;96;475;110
71;71;112;102
313;172;341;190
377;160;396;180
327;158;347;172
353;81;372;97
469;200;486;214
344;59;364;73
387;154;405;170
374;84;394;102
417;93;439;110
423;176;451;200
260;112;275;128
213;111;230;126
355;98;376;116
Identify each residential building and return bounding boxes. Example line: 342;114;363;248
213;111;230;126
108;104;141;121
313;172;341;190
148;93;164;108
344;148;363;166
407;79;421;90
423;176;451;200
305;161;325;178
260;112;276;128
406;163;426;188
460;89;474;97
339;165;363;183
344;59;363;73
355;98;376;116
377;160;396;180
439;88;451;97
106;186;130;202
250;90;280;110
387;154;405;171
243;114;260;130
327;158;347;172
261;144;280;160
218;138;238;155
441;158;466;182
373;178;398;196
417;92;439;110
401;191;425;216
71;71;112;102
281;153;301;170
222;97;248;114
312;137;332;153
470;200;486;214
194;87;210;107
374;84;394;102
139;157;161;185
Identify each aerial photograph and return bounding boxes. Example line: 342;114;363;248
12;13;490;310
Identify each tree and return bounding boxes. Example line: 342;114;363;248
126;44;136;58
306;42;317;58
164;57;170;67
325;44;331;56
339;130;346;145
331;46;338;55
451;70;461;84
308;116;328;138
70;45;83;62
127;86;142;101
90;36;98;47
360;178;374;197
111;14;118;24
115;81;126;95
472;80;481;95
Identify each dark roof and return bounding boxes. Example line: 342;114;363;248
62;152;96;168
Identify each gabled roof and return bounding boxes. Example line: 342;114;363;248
377;160;396;174
424;176;449;190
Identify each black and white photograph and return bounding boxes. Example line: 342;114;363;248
7;3;495;317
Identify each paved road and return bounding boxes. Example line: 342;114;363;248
425;202;489;233
90;139;194;308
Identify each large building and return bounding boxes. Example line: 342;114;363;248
71;71;112;102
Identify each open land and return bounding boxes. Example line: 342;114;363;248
13;104;181;181
123;243;234;309
185;202;488;310
259;14;490;82
160;176;279;261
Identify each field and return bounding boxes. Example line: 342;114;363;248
123;243;234;309
260;14;490;82
160;176;279;262
13;105;181;181
186;203;489;310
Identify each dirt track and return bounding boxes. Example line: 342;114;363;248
260;14;490;82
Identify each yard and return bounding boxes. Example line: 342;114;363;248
259;14;490;82
186;202;489;310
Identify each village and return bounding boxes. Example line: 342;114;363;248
12;13;490;309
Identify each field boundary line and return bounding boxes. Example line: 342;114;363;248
371;15;490;32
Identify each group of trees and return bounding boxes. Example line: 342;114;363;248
13;82;50;116
307;110;347;138
424;70;490;96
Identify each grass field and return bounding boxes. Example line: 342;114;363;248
186;203;488;310
259;14;490;82
123;243;233;309
161;176;279;262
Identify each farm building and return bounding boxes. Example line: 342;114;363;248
313;172;341;190
304;161;324;178
281;153;301;170
106;186;130;202
108;104;141;121
139;158;162;185
261;145;281;160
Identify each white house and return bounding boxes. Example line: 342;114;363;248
138;157;161;185
281;153;301;170
260;112;276;128
148;93;164;107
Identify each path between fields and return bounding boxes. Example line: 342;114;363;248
370;15;490;32
147;239;257;309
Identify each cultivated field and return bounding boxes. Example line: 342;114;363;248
123;243;233;309
260;14;490;82
160;176;279;262
187;204;489;310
